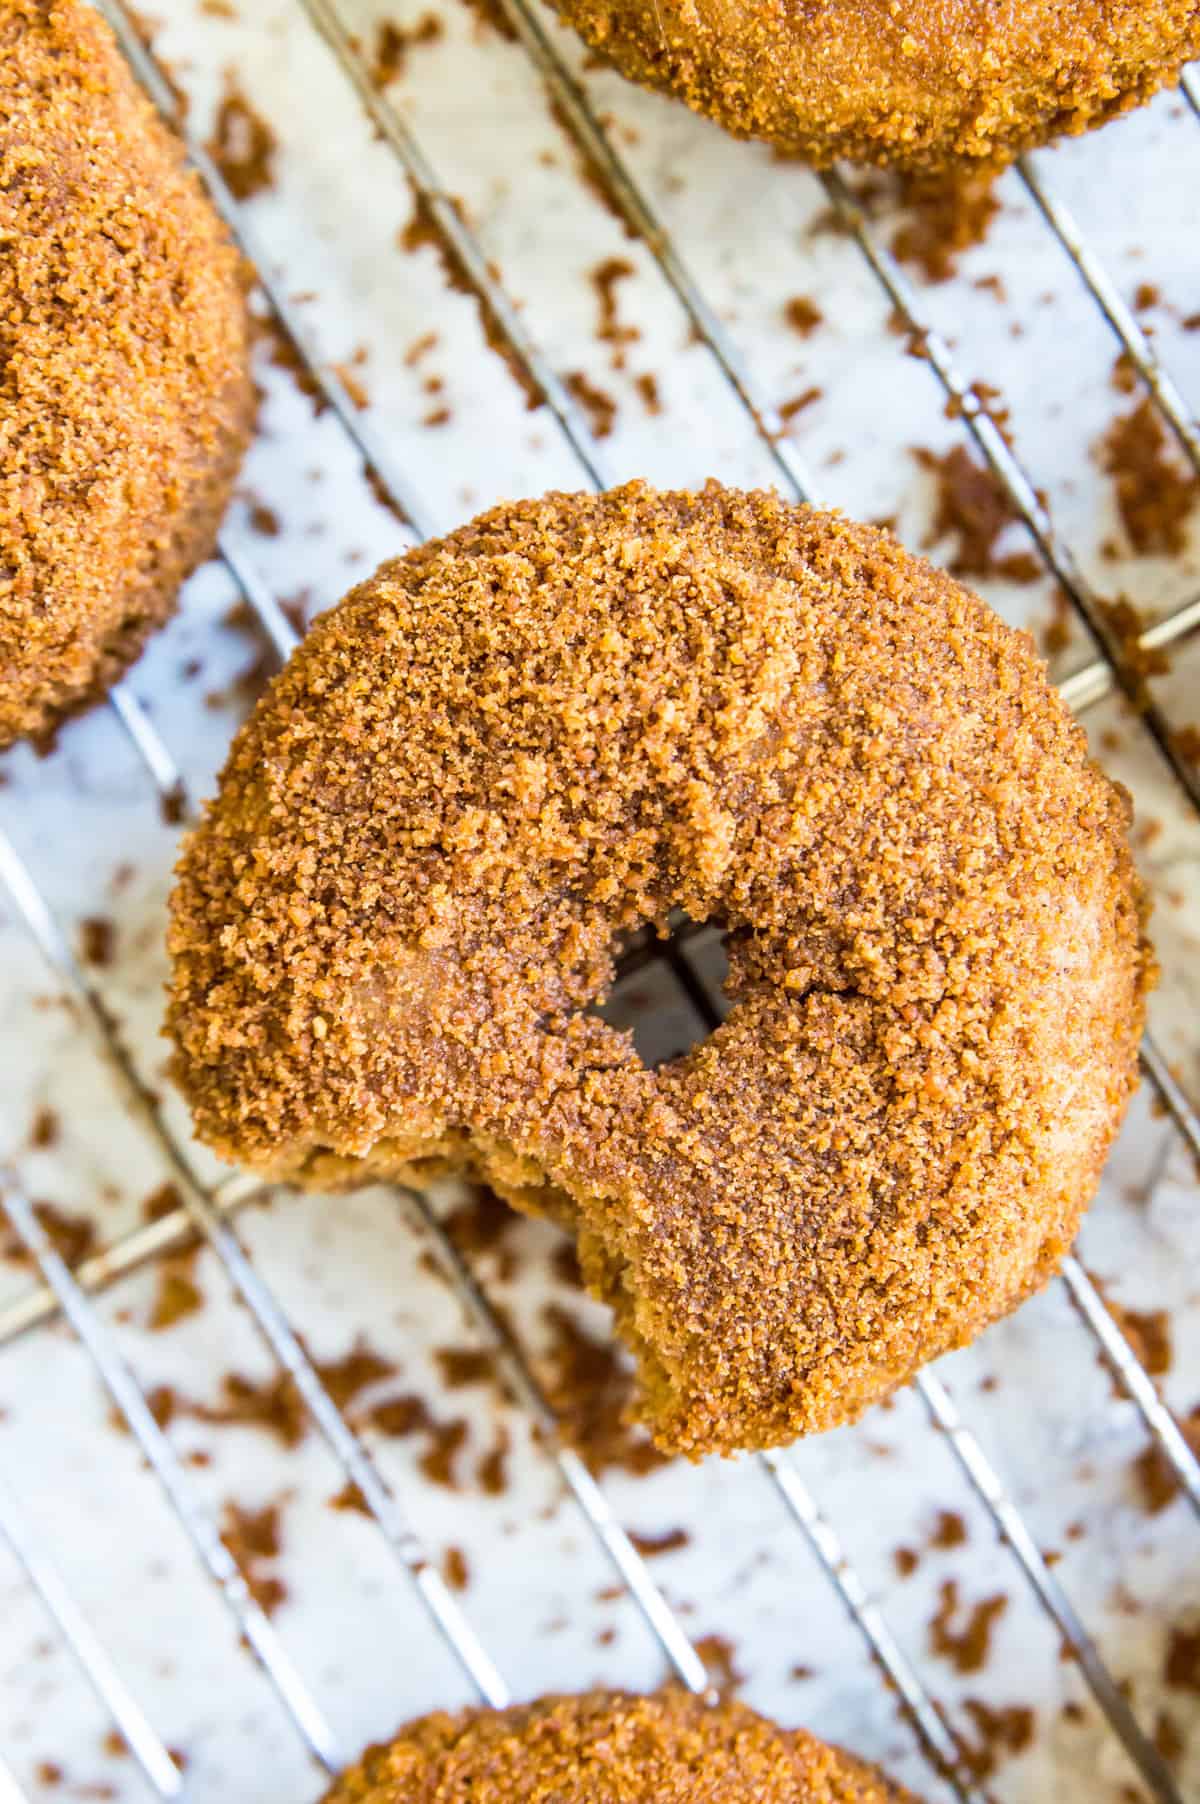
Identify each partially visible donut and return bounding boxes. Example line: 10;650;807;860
0;0;253;747
168;481;1150;1458
319;1689;917;1802
543;0;1200;170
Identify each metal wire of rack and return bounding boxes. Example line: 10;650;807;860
1;4;1199;1800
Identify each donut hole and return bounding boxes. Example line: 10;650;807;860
591;913;731;1068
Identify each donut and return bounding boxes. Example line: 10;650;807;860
545;0;1200;170
167;481;1151;1459
0;0;253;747
319;1689;917;1802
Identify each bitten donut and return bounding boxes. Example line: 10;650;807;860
168;482;1150;1458
0;0;253;747
320;1689;917;1802
545;0;1200;170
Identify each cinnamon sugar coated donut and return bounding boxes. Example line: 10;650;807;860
320;1689;917;1802
168;481;1151;1458
545;0;1200;170
0;0;253;747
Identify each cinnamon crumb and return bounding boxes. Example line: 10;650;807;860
205;74;277;202
929;1578;1007;1673
1099;399;1199;556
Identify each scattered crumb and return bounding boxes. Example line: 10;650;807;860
371;13;443;88
929;1578;1007;1674
205;74;277;202
29;1105;59;1149
79;916;115;968
148;1251;204;1332
960;1697;1036;1779
1165;1623;1200;1693
628;1527;690;1557
930;1508;967;1549
782;296;823;339
565;370;617;439
33;1200;96;1268
442;1545;471;1591
891;170;1000;283
696;1633;742;1696
1099;398;1199;556
590;257;639;371
220;1500;286;1616
913;445;1040;583
539;1302;667;1478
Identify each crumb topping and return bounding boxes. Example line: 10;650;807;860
0;0;252;745
169;481;1150;1457
319;1689;916;1803
543;0;1200;170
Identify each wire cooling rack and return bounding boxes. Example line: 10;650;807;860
1;3;1199;1800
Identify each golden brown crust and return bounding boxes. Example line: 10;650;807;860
319;1689;917;1802
0;0;253;748
168;481;1151;1458
545;0;1200;171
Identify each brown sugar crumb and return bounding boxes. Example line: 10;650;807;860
634;372;662;415
628;1526;690;1557
565;371;617;439
783;296;823;338
220;1500;287;1616
35;1764;64;1788
1096;595;1170;685
476;1425;511;1494
1100;1295;1172;1375
29;1106;59;1150
329;1480;369;1516
318;1688;917;1802
399;196;542;411
420;1417;469;1488
590;257;639;370
893;1547;919;1578
891;171;1000;283
435;1346;494;1390
1134;284;1161;312
371;13;443;87
778;387;823;428
246;499;281;537
1165;1624;1200;1693
1039;586;1075;659
929;1579;1007;1674
697;1634;743;1696
148;1253;204;1332
930;1509;967;1549
33;1201;96;1268
442;1545;471;1591
540;1304;667;1477
168;481;1150;1460
317;1341;400;1411
1154;1710;1185;1764
198;1369;308;1449
960;1698;1036;1780
79;917;116;968
332;364;370;414
142;1181;184;1224
1172;724;1200;765
913;446;1041;583
1099;399;1200;556
205;73;277;202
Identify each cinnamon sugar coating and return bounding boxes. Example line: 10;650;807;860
0;0;253;747
168;482;1150;1458
545;0;1200;171
320;1689;916;1802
